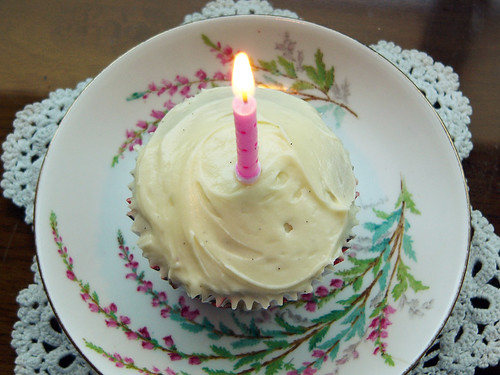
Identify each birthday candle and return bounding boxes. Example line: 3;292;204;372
232;52;260;184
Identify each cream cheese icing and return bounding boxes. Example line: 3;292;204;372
129;87;357;309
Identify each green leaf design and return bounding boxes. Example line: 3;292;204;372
309;326;330;350
392;260;429;301
258;59;280;75
219;322;236;336
265;358;284;375
126;91;147;101
373;208;391;220
311;308;349;324
365;210;401;244
407;271;430;293
264;340;289;350
277;56;297;78
337;293;360;306
234;351;268;370
383;353;396;366
353;276;363;292
201;34;219;50
396;179;421;215
181;321;205;333
202;368;235;375
302;49;335;92
290;80;315;92
231;338;261;349
274;315;306;334
318;327;349;350
210;345;235;359
403;232;417;261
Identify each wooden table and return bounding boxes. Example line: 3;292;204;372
0;1;498;374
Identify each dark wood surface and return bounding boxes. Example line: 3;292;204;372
0;1;498;374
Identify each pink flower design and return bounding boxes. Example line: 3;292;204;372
301;293;313;301
150;109;165;120
105;319;118;328
216;45;233;65
80;293;90;302
169;353;182;361
164;100;176;110
163;335;174;347
137;280;153;293
312;350;328;362
189;356;201;365
168;85;178;96
142;341;154;350
315;286;329;297
136;120;148;129
380;317;392;329
198;81;208;90
369;317;380;329
112;353;124;367
66;270;75;281
125;331;138;340
287;371;299;375
383;305;397;315
181;305;200;321
158;291;167;301
148;82;158;91
120;315;131;324
367;329;379;341
306;301;317;312
330;278;343;288
180;85;191;97
176;75;189;85
165;368;176;375
138;326;151;339
213;71;226;81
303;367;318;375
161;79;173;88
161;307;171;318
88;303;99;312
195;69;207;80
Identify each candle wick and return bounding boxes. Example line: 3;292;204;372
242;92;248;103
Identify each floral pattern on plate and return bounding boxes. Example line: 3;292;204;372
112;33;357;167
49;177;429;375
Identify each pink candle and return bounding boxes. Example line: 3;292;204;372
232;52;260;184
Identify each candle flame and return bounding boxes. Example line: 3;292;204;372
232;52;255;102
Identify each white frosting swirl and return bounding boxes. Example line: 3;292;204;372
130;87;357;309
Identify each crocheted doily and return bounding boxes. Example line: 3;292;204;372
3;1;497;375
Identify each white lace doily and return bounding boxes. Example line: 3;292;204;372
3;1;498;375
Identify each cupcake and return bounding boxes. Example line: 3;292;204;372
128;87;358;310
